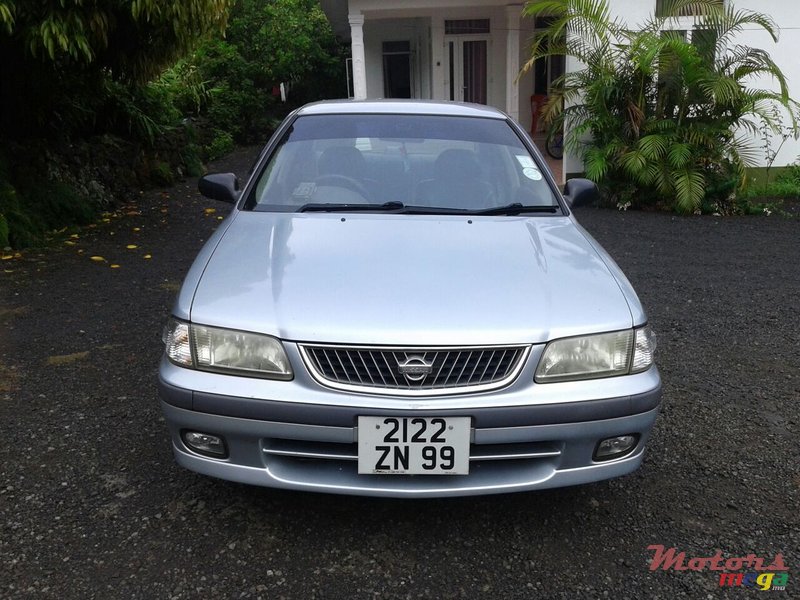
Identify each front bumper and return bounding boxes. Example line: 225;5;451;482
158;350;662;498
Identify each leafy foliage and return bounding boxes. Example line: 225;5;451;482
178;0;345;144
0;0;232;139
523;0;800;213
0;0;346;247
0;0;229;81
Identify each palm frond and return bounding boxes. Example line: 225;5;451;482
673;168;706;213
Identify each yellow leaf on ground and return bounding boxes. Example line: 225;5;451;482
90;256;106;262
217;216;224;220
204;208;217;214
110;264;120;269
126;244;138;249
133;227;141;232
64;240;76;246
69;233;79;239
1;255;12;260
143;254;152;259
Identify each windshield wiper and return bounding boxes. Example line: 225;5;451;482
298;201;405;213
297;201;560;216
471;203;559;216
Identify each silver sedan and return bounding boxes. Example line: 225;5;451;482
159;100;661;497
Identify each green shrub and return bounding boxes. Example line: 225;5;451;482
524;0;800;214
0;179;41;248
0;146;98;248
0;214;8;248
152;161;175;185
26;181;96;229
182;143;205;177
205;130;235;161
775;164;800;188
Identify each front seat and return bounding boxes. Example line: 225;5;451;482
415;149;495;210
316;146;378;201
317;146;368;180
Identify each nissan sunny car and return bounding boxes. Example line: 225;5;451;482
159;100;661;497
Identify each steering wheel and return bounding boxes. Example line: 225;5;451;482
314;174;371;200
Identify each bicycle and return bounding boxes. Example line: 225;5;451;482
545;128;564;159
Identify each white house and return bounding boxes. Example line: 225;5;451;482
320;0;800;176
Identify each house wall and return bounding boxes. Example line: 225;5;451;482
731;1;800;167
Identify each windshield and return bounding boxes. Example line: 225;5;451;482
247;114;560;213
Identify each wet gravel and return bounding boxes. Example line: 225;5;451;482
1;147;797;599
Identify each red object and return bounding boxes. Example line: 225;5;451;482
530;94;548;134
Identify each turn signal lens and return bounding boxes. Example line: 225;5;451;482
163;319;192;367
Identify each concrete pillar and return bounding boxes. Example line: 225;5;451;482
505;4;522;120
349;13;367;100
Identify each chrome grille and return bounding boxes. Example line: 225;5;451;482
299;345;529;396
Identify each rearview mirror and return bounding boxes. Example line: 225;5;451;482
563;178;599;209
198;173;240;203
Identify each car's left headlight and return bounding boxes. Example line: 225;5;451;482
162;318;293;380
535;326;656;383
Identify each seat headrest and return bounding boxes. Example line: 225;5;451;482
318;146;366;178
434;149;482;181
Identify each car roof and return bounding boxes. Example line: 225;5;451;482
296;99;508;119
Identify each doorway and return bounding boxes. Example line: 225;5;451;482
446;37;489;104
382;41;413;98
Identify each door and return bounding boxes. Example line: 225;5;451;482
445;37;489;104
383;41;413;98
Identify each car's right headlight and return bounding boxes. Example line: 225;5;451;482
535;326;656;383
162;318;293;380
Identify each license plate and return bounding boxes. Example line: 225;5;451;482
357;416;470;475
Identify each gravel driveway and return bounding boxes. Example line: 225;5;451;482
1;148;797;599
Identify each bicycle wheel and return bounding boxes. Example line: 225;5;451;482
546;131;564;159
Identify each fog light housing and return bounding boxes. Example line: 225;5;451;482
182;431;228;458
594;434;639;461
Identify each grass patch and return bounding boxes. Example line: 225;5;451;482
738;165;800;215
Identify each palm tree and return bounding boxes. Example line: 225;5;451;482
522;0;799;212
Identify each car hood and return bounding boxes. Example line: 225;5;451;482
189;212;635;345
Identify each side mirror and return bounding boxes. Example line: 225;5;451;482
198;173;240;203
563;178;599;209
